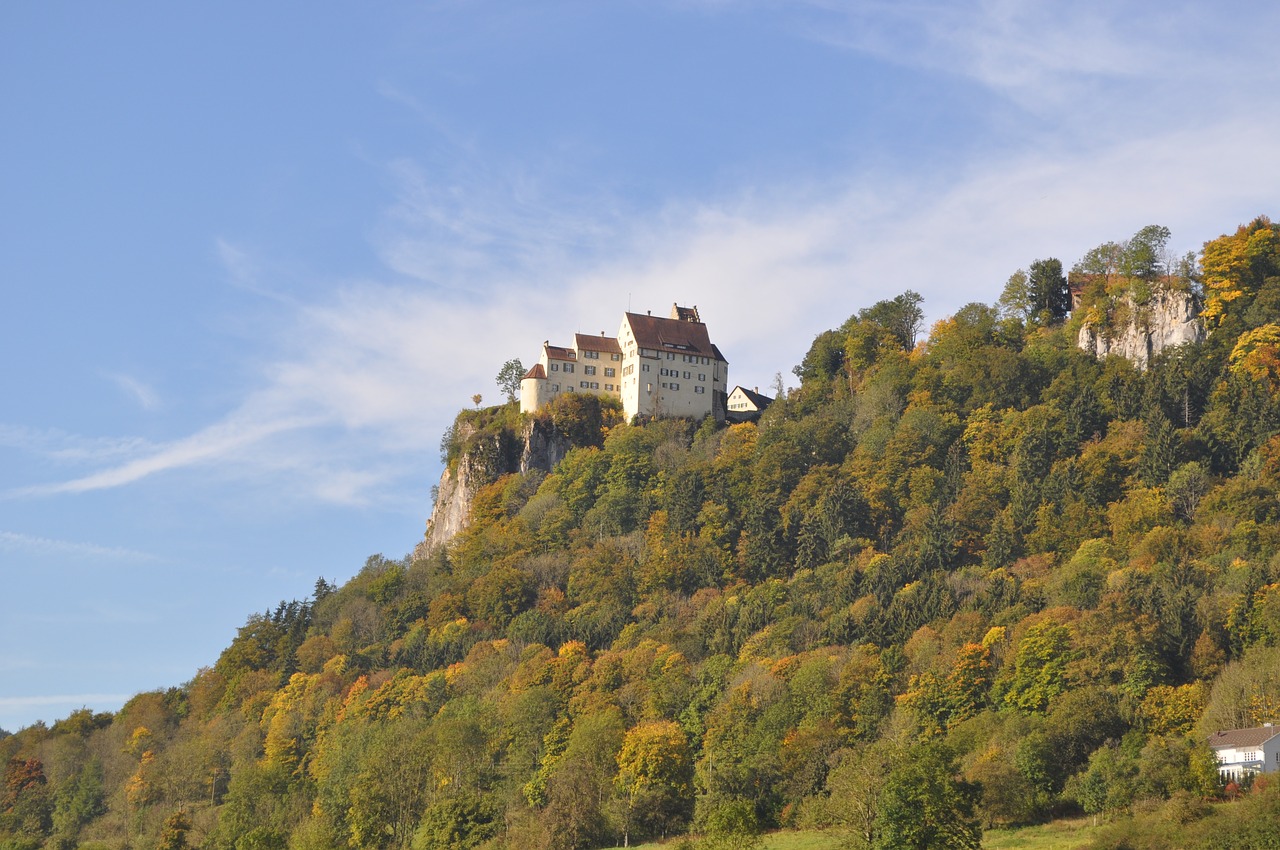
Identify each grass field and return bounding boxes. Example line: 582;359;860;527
604;818;1101;850
982;818;1100;849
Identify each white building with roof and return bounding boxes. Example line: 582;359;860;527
1208;724;1280;783
726;385;774;422
520;304;727;422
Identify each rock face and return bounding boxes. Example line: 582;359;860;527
1077;287;1205;369
415;417;571;557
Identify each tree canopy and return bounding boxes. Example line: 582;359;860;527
5;216;1280;850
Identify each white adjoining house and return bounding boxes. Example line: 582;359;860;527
1208;724;1280;783
520;304;728;422
726;385;774;422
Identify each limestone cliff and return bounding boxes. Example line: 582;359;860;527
1077;286;1204;369
415;416;571;557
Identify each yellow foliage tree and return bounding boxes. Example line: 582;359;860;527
1229;323;1280;395
1200;216;1280;327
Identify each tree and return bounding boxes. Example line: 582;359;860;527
1003;621;1075;714
496;358;525;405
157;808;192;850
471;393;483;408
997;269;1032;321
860;291;926;350
1;756;52;840
1121;225;1171;281
698;798;763;850
1027;258;1069;324
614;721;693;845
873;743;981;850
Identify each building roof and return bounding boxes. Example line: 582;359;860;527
624;311;725;361
671;303;701;322
544;344;576;361
523;363;546;380
1208;726;1280;749
729;385;773;409
574;333;622;355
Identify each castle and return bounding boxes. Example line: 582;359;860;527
520;304;728;422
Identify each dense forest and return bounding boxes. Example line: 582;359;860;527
6;217;1280;850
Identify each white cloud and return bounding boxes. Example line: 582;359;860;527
0;694;132;713
105;372;161;411
0;425;151;464
11;109;1279;506
7;1;1279;508
0;530;159;562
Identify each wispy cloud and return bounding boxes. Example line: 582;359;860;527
0;425;151;464
9;412;322;498
0;694;132;714
11;111;1279;505
373;157;619;292
805;1;1155;92
6;1;1279;509
216;237;296;304
751;0;1280;127
0;531;159;562
105;372;161;411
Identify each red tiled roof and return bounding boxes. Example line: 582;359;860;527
1208;726;1280;749
575;333;622;355
545;345;576;360
523;363;546;380
624;312;724;361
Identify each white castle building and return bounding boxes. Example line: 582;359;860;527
520;304;728;422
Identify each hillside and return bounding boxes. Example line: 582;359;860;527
4;217;1280;850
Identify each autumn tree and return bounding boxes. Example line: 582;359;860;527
614;720;693;845
1;756;52;840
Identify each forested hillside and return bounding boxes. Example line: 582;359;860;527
6;217;1280;850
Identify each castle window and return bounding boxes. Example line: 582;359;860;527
699;374;706;381
612;353;621;360
642;364;650;372
604;367;615;377
584;366;596;376
695;386;705;394
666;352;675;360
564;364;574;373
580;381;589;389
605;384;614;391
550;363;559;371
683;371;690;379
584;350;599;359
670;382;680;391
551;384;560;392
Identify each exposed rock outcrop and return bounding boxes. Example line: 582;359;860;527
415;416;571;558
1077;286;1204;369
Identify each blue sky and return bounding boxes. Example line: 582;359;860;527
3;0;1279;732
